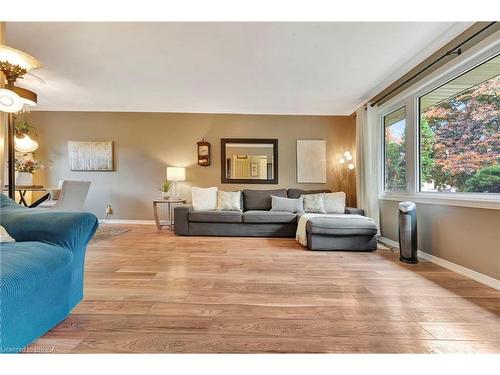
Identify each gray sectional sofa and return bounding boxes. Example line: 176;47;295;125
174;188;377;251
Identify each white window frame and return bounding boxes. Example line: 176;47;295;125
377;31;500;210
381;105;408;193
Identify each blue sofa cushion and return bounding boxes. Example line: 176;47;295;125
0;241;74;353
1;242;73;297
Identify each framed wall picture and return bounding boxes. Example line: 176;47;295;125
296;139;326;183
197;139;211;166
68;141;114;171
250;162;258;177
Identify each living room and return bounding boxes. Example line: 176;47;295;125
1;1;499;373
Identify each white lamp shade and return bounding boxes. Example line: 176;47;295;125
348;163;355;170
166;166;186;181
0;88;24;113
338;158;345;164
344;151;351;157
15;134;39;153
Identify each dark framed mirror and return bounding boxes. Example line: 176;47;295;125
221;138;278;184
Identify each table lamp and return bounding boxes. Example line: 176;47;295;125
166;166;186;200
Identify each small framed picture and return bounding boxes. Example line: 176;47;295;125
197;140;211;166
250;162;258;177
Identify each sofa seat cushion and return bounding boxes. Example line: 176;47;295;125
0;241;73;298
189;210;242;223
243;210;297;224
306;215;377;236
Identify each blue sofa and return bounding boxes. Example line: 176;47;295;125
0;195;98;353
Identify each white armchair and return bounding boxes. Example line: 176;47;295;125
38;180;91;211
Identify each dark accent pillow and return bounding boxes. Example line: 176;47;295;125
242;189;287;211
287;188;332;199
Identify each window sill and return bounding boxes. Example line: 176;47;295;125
379;193;500;210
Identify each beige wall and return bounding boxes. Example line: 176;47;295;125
380;200;500;280
30;111;356;220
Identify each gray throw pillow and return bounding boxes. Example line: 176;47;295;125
302;193;326;214
270;195;304;213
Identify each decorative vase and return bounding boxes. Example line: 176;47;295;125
15;172;33;186
161;192;170;200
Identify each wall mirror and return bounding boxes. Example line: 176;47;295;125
221;138;278;184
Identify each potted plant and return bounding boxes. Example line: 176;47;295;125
159;180;172;199
15;154;44;186
15;120;37;137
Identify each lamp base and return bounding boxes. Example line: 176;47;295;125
169;181;180;200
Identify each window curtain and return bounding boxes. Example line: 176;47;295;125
355;104;380;234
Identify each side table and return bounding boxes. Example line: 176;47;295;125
153;199;187;231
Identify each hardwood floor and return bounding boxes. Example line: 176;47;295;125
27;224;500;353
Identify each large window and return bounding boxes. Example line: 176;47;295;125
419;55;500;194
384;106;406;191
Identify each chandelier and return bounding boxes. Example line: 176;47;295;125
0;44;41;112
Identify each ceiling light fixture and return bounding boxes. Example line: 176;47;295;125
13;86;37;106
0;42;41;199
0;44;41;110
0;44;41;82
0;88;24;113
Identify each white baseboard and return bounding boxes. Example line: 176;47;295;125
378;237;399;249
378;236;500;291
99;219;155;225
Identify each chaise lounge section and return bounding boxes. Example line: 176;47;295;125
174;188;377;251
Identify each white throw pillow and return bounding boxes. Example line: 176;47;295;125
324;192;346;214
0;225;15;243
270;195;304;213
191;187;218;211
302;193;326;214
216;191;242;211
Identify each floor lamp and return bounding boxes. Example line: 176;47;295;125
338;151;355;205
0;44;41;198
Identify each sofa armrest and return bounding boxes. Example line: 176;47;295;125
345;207;365;216
174;205;192;235
1;196;98;253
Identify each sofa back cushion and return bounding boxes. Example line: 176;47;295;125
242;189;287;211
287;188;331;199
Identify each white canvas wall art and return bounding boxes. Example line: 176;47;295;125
296;139;326;183
68;141;114;171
